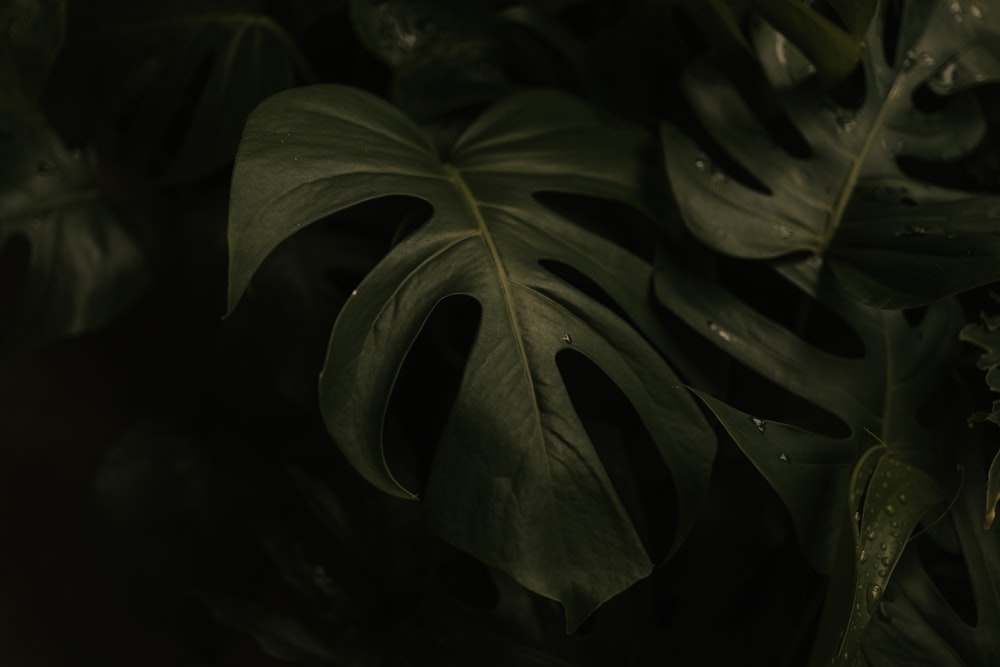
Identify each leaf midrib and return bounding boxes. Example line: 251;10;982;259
819;83;901;253
443;163;541;424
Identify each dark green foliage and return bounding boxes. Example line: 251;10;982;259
4;0;1000;666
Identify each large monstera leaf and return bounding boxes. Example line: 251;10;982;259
654;253;963;573
663;0;1000;308
228;85;717;629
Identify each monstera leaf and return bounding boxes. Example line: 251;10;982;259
808;444;945;666
654;252;963;572
228;85;717;628
858;436;1000;666
0;113;146;351
67;0;311;181
959;295;1000;529
663;0;1000;308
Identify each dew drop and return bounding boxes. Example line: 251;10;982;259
971;5;984;19
561;333;572;344
881;556;891;567
885;504;896;516
898;493;908;503
901;49;917;71
854;511;862;523
708;321;733;342
750;416;767;432
778;452;790;463
880;542;888;551
868;583;883;611
859;549;868;563
933;62;958;92
350;289;359;297
695;157;707;171
879;568;887;577
866;528;876;541
950;0;964;21
919;52;936;67
710;165;727;188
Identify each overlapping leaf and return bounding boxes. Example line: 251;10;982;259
70;0;311;181
959;294;1000;529
662;0;1000;308
808;445;944;666
228;85;717;629
654;253;963;572
0;113;146;351
859;436;999;666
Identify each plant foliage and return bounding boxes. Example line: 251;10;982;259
5;0;1000;665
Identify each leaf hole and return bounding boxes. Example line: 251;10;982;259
675;111;775;194
902;305;928;327
532;192;659;263
881;0;904;67
911;83;951;113
716;256;866;358
557;348;678;563
538;259;632;325
723;354;852;438
825;62;867;109
382;294;481;496
916;528;978;626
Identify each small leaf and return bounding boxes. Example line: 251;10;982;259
0;113;146;351
959;293;1000;529
229;85;717;629
808;446;944;666
860;435;1000;665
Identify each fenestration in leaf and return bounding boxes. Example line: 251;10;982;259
654;253;963;573
227;85;717;629
662;0;1000;308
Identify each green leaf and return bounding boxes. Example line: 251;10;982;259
808;446;944;666
654;252;963;571
75;1;311;181
959;294;1000;529
859;437;1000;666
663;0;1000;308
0;0;66;110
748;0;876;85
228;84;717;629
0;113;146;351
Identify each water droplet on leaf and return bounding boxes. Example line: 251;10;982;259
778;452;790;463
868;584;883;611
561;333;572;344
750;416;766;432
898;493;908;503
859;549;868;563
885;504;896;516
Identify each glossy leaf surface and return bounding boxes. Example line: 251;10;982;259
663;0;1000;307
655;253;963;571
228;84;717;628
